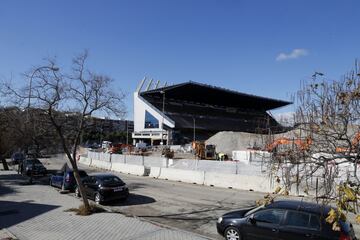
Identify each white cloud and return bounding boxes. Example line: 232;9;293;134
276;48;309;61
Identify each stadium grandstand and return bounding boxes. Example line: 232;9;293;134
132;78;291;145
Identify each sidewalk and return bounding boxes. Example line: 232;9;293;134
0;170;210;240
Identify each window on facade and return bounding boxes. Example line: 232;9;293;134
144;111;159;128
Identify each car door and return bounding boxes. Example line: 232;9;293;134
85;176;98;198
279;211;323;240
243;209;286;240
52;171;64;187
82;177;92;197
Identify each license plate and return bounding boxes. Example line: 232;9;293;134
113;187;123;192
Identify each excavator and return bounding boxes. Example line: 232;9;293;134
336;132;360;153
265;136;312;157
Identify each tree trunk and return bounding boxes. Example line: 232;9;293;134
71;160;91;211
1;155;9;170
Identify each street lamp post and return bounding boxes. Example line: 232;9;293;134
126;120;129;145
160;91;165;145
193;116;196;142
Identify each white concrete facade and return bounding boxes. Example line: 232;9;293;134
132;78;175;145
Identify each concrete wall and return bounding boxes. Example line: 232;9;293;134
111;162;146;176
90;159;111;170
78;155;284;193
157;168;205;185
203;171;272;192
133;92;175;132
79;152;360;196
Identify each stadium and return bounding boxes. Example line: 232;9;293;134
132;78;291;145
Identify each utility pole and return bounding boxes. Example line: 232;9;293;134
126;120;129;145
193;116;196;142
160;91;165;145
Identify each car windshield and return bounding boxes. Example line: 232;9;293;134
25;159;42;165
244;205;265;217
99;176;124;184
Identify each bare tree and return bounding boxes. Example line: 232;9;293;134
264;63;360;228
1;50;126;212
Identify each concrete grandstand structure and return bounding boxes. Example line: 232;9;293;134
132;78;291;145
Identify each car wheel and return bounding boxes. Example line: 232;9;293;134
225;227;241;240
74;187;81;198
94;192;102;204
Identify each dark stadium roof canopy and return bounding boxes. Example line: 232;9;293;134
140;81;291;110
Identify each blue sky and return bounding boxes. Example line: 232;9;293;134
1;0;359;119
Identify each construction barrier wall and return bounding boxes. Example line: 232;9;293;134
149;167;161;178
90;159;111;170
203;171;272;192
79;156;91;166
111;162;146;176
157;168;205;185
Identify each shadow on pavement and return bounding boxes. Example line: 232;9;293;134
0;173;24;196
127;182;148;191
105;193;156;207
0;200;60;228
0;182;16;196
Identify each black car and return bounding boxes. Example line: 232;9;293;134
50;169;88;191
11;152;25;165
75;173;129;204
217;200;357;240
20;158;47;176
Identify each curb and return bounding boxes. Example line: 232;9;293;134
0;228;18;240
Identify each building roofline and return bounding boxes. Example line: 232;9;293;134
141;80;292;107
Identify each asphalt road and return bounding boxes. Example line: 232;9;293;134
36;155;267;239
6;155;360;239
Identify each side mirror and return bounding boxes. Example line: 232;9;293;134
249;214;256;224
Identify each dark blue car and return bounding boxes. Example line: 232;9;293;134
11;152;25;164
50;169;88;191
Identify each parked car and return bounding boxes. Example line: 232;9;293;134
216;200;357;240
20;158;47;176
75;173;129;204
50;169;88;191
11;152;25;165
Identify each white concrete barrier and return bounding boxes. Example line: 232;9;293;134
149;167;161;178
91;159;111;170
158;168;205;185
112;154;125;163
204;172;272;192
79;156;91;166
111;163;145;176
100;152;111;162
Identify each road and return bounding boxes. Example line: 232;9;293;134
38;155;267;239
6;155;360;239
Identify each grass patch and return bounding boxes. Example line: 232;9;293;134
65;203;106;216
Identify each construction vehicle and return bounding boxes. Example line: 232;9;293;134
265;136;312;153
108;143;133;154
192;141;217;160
336;132;360;153
265;136;312;163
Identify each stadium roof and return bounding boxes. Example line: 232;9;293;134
140;81;291;110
